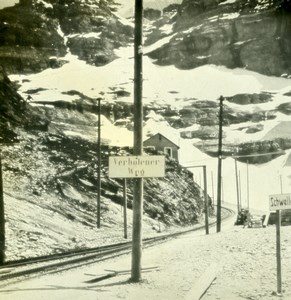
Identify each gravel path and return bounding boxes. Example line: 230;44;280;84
1;221;291;300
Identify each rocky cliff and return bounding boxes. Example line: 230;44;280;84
1;0;290;76
0;0;133;74
146;0;291;76
0;66;207;259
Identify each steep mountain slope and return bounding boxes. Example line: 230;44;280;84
146;0;291;77
1;0;291;260
140;0;291;160
0;66;206;260
0;0;133;74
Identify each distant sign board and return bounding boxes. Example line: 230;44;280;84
269;193;291;211
109;155;165;178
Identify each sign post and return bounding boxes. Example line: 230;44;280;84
109;156;165;178
269;193;291;295
276;209;282;294
109;155;165;281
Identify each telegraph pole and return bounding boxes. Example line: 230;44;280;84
97;97;102;229
234;157;240;212
246;160;249;211
123;179;128;239
203;166;209;235
0;151;5;264
131;0;144;282
216;95;224;233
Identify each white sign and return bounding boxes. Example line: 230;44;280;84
269;193;291;211
109;155;165;178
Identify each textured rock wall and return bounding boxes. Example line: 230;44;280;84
0;0;133;74
147;0;291;76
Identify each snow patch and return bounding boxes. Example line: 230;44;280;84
219;0;238;5
36;0;53;9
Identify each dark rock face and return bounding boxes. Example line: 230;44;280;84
0;0;133;74
144;8;162;20
54;0;133;65
277;102;291;114
146;0;291;76
226;93;273;105
0;2;67;74
0;68;49;142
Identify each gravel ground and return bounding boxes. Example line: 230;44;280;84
1;219;291;300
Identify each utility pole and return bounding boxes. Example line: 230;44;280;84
216;95;224;233
246;160;249;211
234;158;240;213
97;97;102;229
0;151;5;264
203;166;209;235
123;179;128;239
131;0;143;282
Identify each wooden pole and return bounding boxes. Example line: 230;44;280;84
0;152;5;264
97;97;102;228
203;166;209;235
131;0;143;283
216;95;224;233
211;171;214;206
246;160;249;211
123;179;128;239
239;171;242;208
235;158;240;212
276;209;282;294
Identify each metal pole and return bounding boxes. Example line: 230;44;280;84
0;152;5;264
216;95;224;233
123;179;128;239
97;97;102;228
203;166;209;235
131;0;143;283
280;175;283;194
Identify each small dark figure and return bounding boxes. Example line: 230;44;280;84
243;210;251;228
26;95;33;102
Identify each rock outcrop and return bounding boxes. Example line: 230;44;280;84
0;0;133;74
146;0;291;76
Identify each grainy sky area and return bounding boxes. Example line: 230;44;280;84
0;0;18;9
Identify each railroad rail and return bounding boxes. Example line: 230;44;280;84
0;206;235;286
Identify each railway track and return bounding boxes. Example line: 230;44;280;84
0;206;235;286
